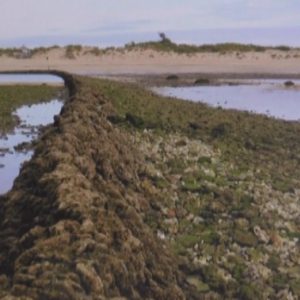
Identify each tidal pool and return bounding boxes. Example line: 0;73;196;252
0;74;63;84
154;79;300;121
0;99;63;194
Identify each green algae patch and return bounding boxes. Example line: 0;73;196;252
0;84;62;134
187;276;210;293
233;229;258;247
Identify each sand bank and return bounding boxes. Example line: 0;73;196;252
0;47;300;75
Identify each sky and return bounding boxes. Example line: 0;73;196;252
0;0;300;47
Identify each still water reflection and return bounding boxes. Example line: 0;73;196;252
0;100;62;194
154;80;300;121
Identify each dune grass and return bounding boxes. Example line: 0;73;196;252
125;39;268;54
0;84;62;134
0;40;296;59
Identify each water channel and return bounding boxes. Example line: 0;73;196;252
0;74;63;194
154;79;300;121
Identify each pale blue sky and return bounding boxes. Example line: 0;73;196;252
0;0;299;47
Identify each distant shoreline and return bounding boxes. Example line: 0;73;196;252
0;42;300;76
95;72;300;86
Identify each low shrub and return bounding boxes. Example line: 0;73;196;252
166;74;179;80
194;78;210;85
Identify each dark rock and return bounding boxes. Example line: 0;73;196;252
166;74;179;80
189;122;201;130
284;81;295;87
14;142;32;153
194;78;210;85
211;122;232;138
107;114;125;124
125;113;145;128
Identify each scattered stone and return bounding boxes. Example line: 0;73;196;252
254;226;270;243
132;126;299;298
157;230;166;240
193;216;204;225
0;148;10;155
14;142;32;153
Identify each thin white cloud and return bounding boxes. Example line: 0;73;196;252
0;0;299;45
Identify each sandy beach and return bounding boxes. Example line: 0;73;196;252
1;47;300;75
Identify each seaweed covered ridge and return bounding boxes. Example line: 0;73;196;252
0;73;187;299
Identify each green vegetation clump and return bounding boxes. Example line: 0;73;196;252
31;45;59;56
85;47;102;56
274;45;291;51
0;48;18;57
211;122;232;138
0;46;61;58
233;229;258;247
125;113;145;128
267;255;281;270
121;34;299;54
125;39;268;54
239;283;262;300
65;45;82;59
122;34;284;54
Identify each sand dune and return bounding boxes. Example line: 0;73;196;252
1;47;300;75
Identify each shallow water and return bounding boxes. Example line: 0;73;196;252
154;80;300;121
0;74;63;84
0;100;63;194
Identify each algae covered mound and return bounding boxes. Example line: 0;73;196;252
0;75;186;299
